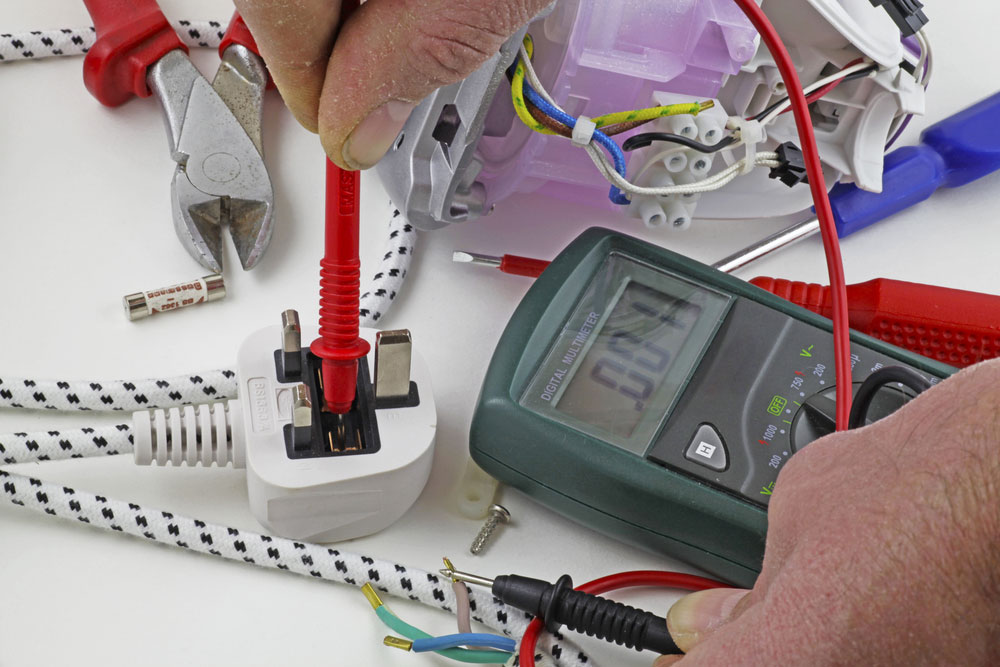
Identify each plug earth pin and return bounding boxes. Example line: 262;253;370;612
280;310;302;377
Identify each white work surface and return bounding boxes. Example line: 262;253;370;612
1;3;997;665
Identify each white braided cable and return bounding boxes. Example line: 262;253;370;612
0;370;237;412
360;203;416;326
0;424;132;464
0;467;593;667
0;20;227;63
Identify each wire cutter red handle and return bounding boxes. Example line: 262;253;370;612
82;0;186;106
219;12;261;58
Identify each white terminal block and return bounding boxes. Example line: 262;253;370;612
239;325;436;542
132;325;437;543
626;93;731;231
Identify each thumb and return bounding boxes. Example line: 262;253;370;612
666;588;751;653
317;0;551;169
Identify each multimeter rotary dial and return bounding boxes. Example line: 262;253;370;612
790;383;912;451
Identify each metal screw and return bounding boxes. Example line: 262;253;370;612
469;504;510;555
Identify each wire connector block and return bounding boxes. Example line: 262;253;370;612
769;142;809;188
868;0;929;37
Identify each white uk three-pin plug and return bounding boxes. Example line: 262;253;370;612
131;310;437;542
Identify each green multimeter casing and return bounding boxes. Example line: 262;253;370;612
469;228;956;587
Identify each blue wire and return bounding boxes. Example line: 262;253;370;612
410;633;517;654
521;84;631;205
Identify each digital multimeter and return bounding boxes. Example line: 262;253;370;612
469;228;955;586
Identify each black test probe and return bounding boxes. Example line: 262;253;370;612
441;565;683;655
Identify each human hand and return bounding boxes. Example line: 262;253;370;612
656;360;1000;666
234;0;552;169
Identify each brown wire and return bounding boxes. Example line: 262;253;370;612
524;99;654;137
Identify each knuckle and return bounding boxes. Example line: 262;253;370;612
406;11;509;85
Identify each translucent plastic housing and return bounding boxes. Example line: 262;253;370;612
476;0;760;209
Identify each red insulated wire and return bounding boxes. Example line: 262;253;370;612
309;159;371;414
518;571;728;667
777;58;866;116
733;0;853;430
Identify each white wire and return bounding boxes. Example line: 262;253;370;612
520;44;561;110
758;60;878;126
915;29;933;87
587;143;779;197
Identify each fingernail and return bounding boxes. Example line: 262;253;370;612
342;100;415;169
666;588;749;652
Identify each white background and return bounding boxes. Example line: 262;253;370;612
1;2;997;665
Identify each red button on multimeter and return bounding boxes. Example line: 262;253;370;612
469;228;955;586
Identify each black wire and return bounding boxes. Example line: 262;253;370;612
750;64;880;122
621;132;738;153
847;366;932;430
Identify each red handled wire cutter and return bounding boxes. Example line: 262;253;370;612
82;0;274;273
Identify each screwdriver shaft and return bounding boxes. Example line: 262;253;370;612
711;216;820;273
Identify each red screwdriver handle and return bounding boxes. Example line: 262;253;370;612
82;0;186;106
752;277;1000;368
219;12;261;57
500;255;551;278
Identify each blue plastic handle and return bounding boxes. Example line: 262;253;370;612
828;91;1000;237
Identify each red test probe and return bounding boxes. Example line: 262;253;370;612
310;160;370;414
308;0;367;416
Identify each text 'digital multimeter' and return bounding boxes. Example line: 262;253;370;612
469;228;954;586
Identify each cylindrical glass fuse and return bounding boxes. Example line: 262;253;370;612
123;274;226;321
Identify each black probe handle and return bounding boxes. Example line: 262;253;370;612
493;574;681;655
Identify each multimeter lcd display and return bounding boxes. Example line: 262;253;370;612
556;283;702;437
521;253;731;456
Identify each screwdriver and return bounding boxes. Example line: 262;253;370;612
750;277;1000;368
713;90;1000;273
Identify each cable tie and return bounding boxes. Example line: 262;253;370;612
728;117;764;175
572;116;597;147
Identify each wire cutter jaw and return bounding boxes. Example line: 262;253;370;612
150;49;273;272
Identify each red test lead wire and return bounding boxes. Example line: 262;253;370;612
310;159;370;414
732;0;853;430
518;571;728;667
